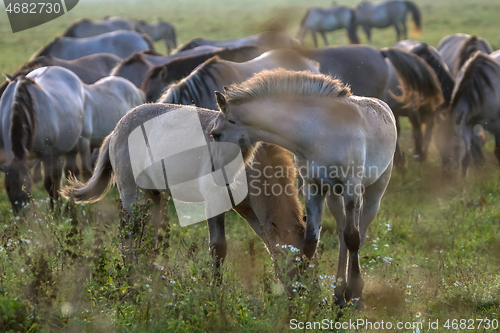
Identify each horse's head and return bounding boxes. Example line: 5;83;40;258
3;159;33;213
211;90;256;162
434;110;469;178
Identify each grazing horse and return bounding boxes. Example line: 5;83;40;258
142;46;266;102
159;49;320;109
356;0;421;42
437;34;493;78
0;53;121;101
384;41;451;166
435;51;500;176
176;32;300;52
298;45;443;104
211;69;397;309
63;17;136;38
61;104;307;295
111;47;225;88
0;67;89;212
136;19;177;54
31;31;155;60
297;6;359;46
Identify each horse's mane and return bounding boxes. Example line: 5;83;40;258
457;36;492;70
142;45;261;93
175;38;204;52
11;77;37;161
0;56;54;99
225;68;351;104
451;51;499;125
411;43;455;105
158;56;231;105
110;51;150;75
62;18;91;37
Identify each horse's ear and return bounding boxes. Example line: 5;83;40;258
2;72;12;82
215;91;227;114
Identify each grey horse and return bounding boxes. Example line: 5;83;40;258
356;0;421;42
136;19;177;54
32;31;155;60
297;6;359;46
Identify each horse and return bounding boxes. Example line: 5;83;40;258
0;53;121;101
383;41;452;166
175;32;300;52
210;69;397;309
0;67;89;213
62;17;137;38
297;6;359;46
435;51;500;176
61;103;307;296
142;46;266;102
158;49;321;109
111;46;230;89
437;34;493;78
31;31;155;60
65;75;145;179
355;0;421;42
136;19;177;54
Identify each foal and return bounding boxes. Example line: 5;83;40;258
211;69;397;309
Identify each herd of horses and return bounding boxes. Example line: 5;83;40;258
1;1;499;310
298;0;421;46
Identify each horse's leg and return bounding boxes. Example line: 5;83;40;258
394;23;401;41
342;180;364;309
319;31;329;46
303;183;326;259
362;24;372;42
311;31;318;48
393;114;405;170
208;213;227;283
77;137;92;182
421;111;435;161
42;156;62;211
32;159;43;184
471;133;485;166
408;110;424;161
401;19;408;39
64;146;80;179
145;190;165;247
494;134;500;167
326;194;347;307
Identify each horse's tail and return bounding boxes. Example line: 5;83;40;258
451;52;499;126
405;1;421;35
61;134;114;203
381;48;443;111
142;33;156;52
296;9;311;44
347;8;360;44
11;77;36;161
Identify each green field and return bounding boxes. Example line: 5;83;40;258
0;0;500;332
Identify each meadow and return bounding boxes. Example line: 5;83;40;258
0;0;500;332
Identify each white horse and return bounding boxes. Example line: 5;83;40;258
211;69;397;309
0;67;88;212
0;66;144;211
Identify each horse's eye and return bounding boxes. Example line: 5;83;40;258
227;119;236;124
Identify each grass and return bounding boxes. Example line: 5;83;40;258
0;0;500;332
